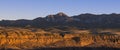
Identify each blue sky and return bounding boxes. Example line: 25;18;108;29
0;0;120;20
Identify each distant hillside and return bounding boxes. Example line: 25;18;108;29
0;12;120;29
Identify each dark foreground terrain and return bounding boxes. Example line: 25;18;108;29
1;47;120;50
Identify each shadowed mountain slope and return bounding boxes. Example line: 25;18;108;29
0;13;120;29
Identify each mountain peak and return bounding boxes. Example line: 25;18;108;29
47;15;54;18
46;12;69;18
56;12;68;17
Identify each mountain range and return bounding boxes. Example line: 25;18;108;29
0;12;120;29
